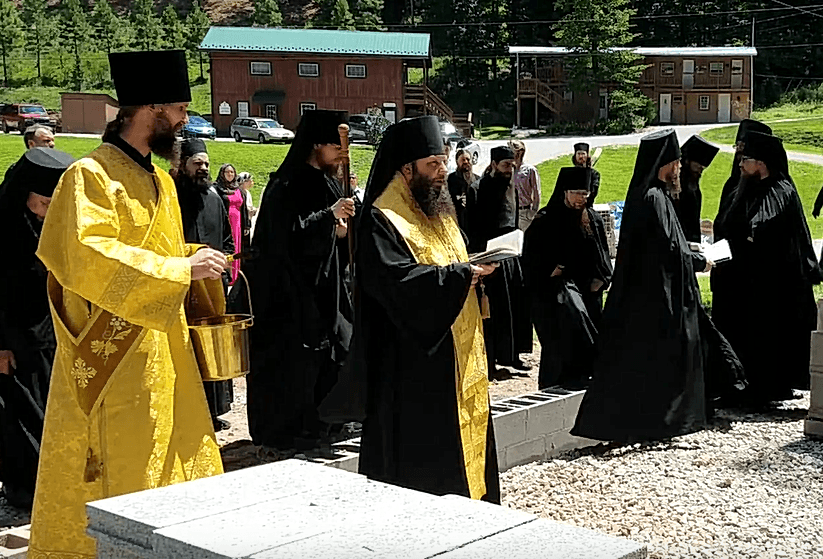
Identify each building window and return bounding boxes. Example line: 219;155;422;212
563;89;573;102
265;105;278;120
660;62;675;76
699;96;710;111
731;59;743;74
298;63;320;77
237;101;249;118
673;95;683;104
345;64;367;79
250;61;271;76
300;102;317;115
709;62;724;76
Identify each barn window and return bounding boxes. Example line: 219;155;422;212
345;64;367;79
300;102;317;115
731;59;743;74
250;61;271;75
237;101;249;117
699;96;710;111
660;62;675;76
709;62;724;76
298;63;320;77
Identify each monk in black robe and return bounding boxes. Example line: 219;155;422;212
572;142;601;207
466;146;532;373
447;147;478;232
712;131;821;406
672;135;719;243
522;167;612;389
174;138;235;430
0;148;75;508
572;130;713;443
355;116;500;501
246;110;355;450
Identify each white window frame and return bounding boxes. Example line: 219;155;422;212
250;61;272;76
660;62;675;76
237;101;249;118
699;96;710;111
298;63;320;77
709;62;724;76
731;59;743;74
345;64;367;79
300;102;317;115
265;105;278;119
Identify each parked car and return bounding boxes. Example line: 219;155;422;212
348;113;372;143
182;115;216;140
440;119;464;143
1;103;55;133
453;138;481;166
230;117;294;143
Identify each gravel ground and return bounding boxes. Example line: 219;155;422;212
501;392;823;559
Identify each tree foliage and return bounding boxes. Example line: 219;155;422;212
185;0;212;81
20;0;52;81
130;0;163;52
161;4;186;49
59;0;92;90
253;0;283;27
90;0;132;55
0;0;23;86
351;0;384;30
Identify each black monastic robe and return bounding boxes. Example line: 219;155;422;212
712;175;821;403
673;167;703;243
246;163;353;447
355;204;500;501
522;202;612;389
467;173;532;369
176;177;235;418
573;179;709;442
447;170;478;232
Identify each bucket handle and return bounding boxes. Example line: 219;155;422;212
235;269;254;327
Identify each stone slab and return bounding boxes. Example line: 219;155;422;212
804;417;823;439
0;524;29;559
809;370;823;416
442;516;647;559
809;331;823;368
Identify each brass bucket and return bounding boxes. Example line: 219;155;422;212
190;270;254;382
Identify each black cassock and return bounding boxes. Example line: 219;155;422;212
466;173;532;369
246;163;353;447
522;200;612;389
573;131;710;442
712;175;821;403
356;205;500;501
0;181;54;508
672;169;703;243
176;178;235;418
447;170;478;232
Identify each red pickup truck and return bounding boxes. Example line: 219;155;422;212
1;103;56;133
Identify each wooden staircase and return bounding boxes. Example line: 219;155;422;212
519;78;564;114
404;84;454;121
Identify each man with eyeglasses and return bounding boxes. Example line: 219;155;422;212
712;131;821;408
522;167;612;389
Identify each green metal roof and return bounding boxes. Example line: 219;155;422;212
200;27;431;58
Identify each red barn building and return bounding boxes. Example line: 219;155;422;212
200;27;457;136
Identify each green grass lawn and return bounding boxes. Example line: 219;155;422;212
535;145;823;237
701;117;823;156
0;135;375;205
476;126;512;141
752;103;823;121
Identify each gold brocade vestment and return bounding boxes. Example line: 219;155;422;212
29;144;223;558
375;173;490;499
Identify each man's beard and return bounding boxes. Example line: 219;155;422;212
664;169;681;197
180;169;212;192
409;170;453;218
148;112;182;161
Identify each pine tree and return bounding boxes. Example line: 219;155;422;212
90;0;132;55
351;0;383;30
185;0;211;81
161;4;186;49
131;0;163;52
0;0;23;87
253;0;282;27
330;0;356;29
59;0;92;90
20;0;52;82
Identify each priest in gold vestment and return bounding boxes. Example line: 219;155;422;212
28;50;227;558
355;116;500;501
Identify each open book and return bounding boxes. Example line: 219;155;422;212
691;239;733;264
469;230;524;265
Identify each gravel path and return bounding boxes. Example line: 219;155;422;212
501;392;823;559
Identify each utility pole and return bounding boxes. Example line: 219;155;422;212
751;17;755;112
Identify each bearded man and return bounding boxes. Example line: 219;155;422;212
572;142;601;206
712;131;821;406
447;147;479;232
572;130;714;443
28;50;227;557
355;116;499;501
173;137;234;431
246;110;355;452
467;146;532;374
672;135;720;243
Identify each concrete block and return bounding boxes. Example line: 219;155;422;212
493;408;528;450
0;525;29;559
505;436;548;469
805;417;823;439
809;370;823;416
525;397;566;440
810;331;823;368
442;517;647;559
